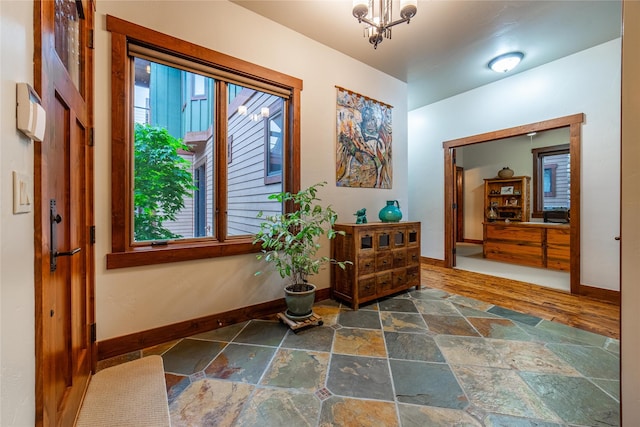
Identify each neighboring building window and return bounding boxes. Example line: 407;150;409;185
532;144;570;217
264;99;283;184
106;16;302;268
191;73;206;99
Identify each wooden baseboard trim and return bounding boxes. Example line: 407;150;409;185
578;284;620;305
463;239;484;245
421;257;446;267
97;287;332;361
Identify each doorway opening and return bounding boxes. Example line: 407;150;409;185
443;114;584;294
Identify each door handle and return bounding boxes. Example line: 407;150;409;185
50;199;81;272
55;247;81;257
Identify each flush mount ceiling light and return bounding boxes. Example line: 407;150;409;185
488;52;524;73
352;0;417;49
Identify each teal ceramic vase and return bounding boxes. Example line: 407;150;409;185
379;200;403;222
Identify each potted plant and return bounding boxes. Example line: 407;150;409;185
253;182;351;320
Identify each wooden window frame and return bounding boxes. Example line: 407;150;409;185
106;16;302;269
531;144;569;218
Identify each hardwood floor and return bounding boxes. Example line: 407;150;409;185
421;264;620;339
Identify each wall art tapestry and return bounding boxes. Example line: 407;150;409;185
335;86;392;188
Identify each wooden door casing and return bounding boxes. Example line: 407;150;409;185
34;1;95;425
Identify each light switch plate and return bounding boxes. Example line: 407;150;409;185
13;171;32;214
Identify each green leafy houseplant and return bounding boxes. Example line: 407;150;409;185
253;182;351;296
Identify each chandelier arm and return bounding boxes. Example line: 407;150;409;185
381;17;411;29
357;16;378;27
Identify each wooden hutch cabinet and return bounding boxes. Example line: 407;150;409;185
484;176;531;222
331;222;421;310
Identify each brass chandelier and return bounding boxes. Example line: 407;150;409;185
352;0;418;49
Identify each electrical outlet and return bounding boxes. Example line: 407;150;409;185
13;171;32;214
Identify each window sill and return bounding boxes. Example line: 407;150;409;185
106;238;259;269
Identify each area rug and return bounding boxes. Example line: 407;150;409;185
76;355;170;427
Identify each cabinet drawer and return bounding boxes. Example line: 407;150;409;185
358;277;376;298
392;269;407;289
392;250;407;268
407;248;420;266
358;231;375;252
547;228;570;245
406;266;420;286
376;252;393;271
376;231;392;251
376;272;393;293
484;241;544;267
486;225;543;244
358;255;376;276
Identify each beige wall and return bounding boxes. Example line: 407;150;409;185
94;1;409;341
621;0;640;423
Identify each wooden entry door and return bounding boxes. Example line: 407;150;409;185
34;1;95;425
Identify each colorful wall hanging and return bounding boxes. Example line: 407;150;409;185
335;86;392;188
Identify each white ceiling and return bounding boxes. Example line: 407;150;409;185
230;0;622;110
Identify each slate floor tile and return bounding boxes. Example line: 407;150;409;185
489;339;581;375
380;311;427;332
390;359;468;408
546;343;620;379
235;388;320;427
260;348;329;391
169;378;254;427
281;325;334;352
337;309;381;329
408;287;450;300
326;354;394;401
333;328;386;357
487;305;542;326
190;322;248;342
204;343;276;384
319;396;399;427
520;372;620;426
232;320;288;346
162;338;226;375
413;299;460;315
466;317;533;341
435;335;507;368
423;314;481;336
384;331;445;362
535;320;608;347
398;404;483;427
378;297;418;313
452;365;562;422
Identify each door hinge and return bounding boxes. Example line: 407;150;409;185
90;323;96;343
452;247;457;255
452;203;457;209
88;128;94;146
89;225;96;245
88;29;94;49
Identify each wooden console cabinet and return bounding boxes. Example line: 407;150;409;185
483;222;570;271
331;222;421;309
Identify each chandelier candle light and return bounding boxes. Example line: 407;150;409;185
352;0;418;49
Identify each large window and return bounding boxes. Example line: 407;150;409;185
532;144;570;217
106;16;301;268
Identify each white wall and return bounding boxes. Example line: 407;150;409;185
94;1;409;341
408;39;621;291
0;2;36;426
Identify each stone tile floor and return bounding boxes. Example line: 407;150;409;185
106;287;620;426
